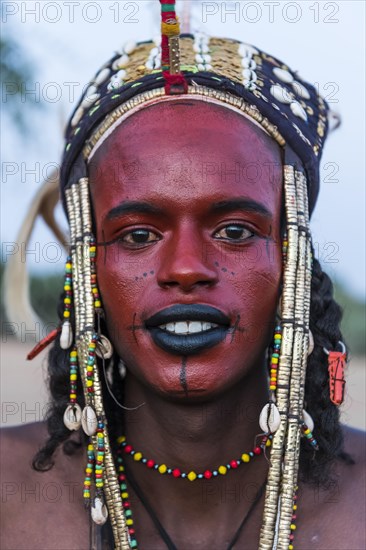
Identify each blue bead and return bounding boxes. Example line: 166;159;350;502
198;474;203;479
142;458;147;463
249;452;254;457
167;469;172;474
213;471;218;476
181;473;186;478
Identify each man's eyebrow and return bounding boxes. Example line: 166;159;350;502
106;201;165;220
209;198;272;218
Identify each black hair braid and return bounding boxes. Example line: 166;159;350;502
299;256;353;485
32;294;85;471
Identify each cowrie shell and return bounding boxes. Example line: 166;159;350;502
70;106;84;128
81;406;98;436
273;67;294;84
91;497;108;525
94;68;110;86
63;404;82;431
302;409;314;432
290;101;308;121
292;81;311;100
270;84;292;104
259;402;281;433
60;320;73;349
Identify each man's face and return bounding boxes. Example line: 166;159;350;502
89;100;283;402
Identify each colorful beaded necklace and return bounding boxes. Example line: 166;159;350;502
116;435;273;549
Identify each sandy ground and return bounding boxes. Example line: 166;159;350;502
1;339;365;430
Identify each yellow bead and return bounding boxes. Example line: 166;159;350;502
158;464;167;474
64;298;71;304
97;432;103;438
269;385;276;390
84;492;90;498
126;519;133;526
90;246;96;252
266;439;271;447
89;342;96;349
70;393;77;400
187;471;197;481
84;480;91;486
70;374;77;381
270;377;277;382
70;351;77;357
117;436;126;444
272;357;279;364
92;287;98;294
95;300;102;308
88;444;94;451
134;452;142;461
96;482;103;488
121;492;129;499
63;311;70;318
218;465;227;475
289;545;294;550
241;453;250;463
304;428;310;435
66;263;72;269
290;524;296;530
86;468;92;474
86;380;93;387
270;369;277;374
293;505;297;511
64;285;71;291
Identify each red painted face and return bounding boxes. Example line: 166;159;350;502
89;100;283;401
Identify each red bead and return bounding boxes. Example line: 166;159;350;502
124;445;133;454
147;459;155;468
129;529;135;535
204;470;213;479
230;460;238;469
292;514;297;520
289;535;294;541
254;447;262;455
172;468;181;478
123;501;130;508
118;475;125;481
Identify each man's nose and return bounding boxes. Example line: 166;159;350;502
156;227;219;292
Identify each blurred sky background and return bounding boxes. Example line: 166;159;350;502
1;0;365;298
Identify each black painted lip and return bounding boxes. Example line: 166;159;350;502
144;304;231;356
147;326;230;356
144;304;231;328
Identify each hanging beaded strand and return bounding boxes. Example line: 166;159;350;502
60;255;74;349
63;347;83;431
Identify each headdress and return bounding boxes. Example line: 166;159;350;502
9;2;345;549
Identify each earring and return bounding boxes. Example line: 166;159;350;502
118;359;127;380
96;334;113;359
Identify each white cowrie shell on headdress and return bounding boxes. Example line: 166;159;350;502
239;43;258;57
85;85;98;97
195;53;211;64
149;46;159;57
308;330;314;355
112;55;129;71
290;101;308;121
91;497;108;525
242;69;257;82
193;42;209;54
292;81;311;100
241;57;257;70
259;402;281;434
243;80;257;91
81;92;100;110
94;68;110;86
70;106;84;128
60;320;73;349
122;41;136;55
273;67;294;84
63;404;82;431
270;84;292;104
302;409;314;432
81;406;98;436
153;35;161;46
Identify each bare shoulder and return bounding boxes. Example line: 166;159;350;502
297;426;365;550
0;422;89;549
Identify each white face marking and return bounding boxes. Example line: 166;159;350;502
158;321;219;335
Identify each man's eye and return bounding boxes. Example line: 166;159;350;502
214;224;254;241
122;229;159;245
